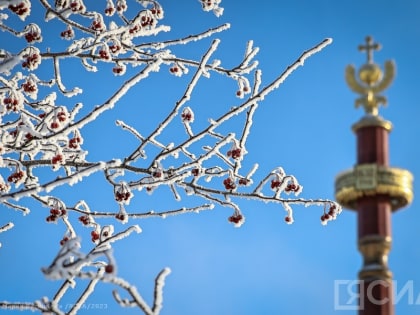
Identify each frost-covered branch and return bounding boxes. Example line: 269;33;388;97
0;0;340;314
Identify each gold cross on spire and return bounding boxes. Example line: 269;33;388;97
358;36;381;64
346;36;396;116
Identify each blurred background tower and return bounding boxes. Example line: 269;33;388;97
335;36;414;315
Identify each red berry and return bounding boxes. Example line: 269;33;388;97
22;81;36;93
228;214;243;224
152;170;162;178
52;154;64;164
57;111;66;122
50;208;60;215
78;215;90;225
105;264;114;273
181;112;192;121
328;204;337;216
46;215;57;222
91;231;100;241
227;148;241;159
271;180;281;189
50;122;59;129
60;237;69;246
238;178;249;186
109;45;120;53
115;213;126;221
223;177;236;190
284;216;292;223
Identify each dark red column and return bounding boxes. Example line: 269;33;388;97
355;124;393;315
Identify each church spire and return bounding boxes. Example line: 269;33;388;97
335;36;413;315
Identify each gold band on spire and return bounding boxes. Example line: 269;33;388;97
345;36;395;116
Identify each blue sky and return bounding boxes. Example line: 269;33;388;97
1;1;420;314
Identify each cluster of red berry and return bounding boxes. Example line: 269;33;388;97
115;213;127;221
191;168;200;176
129;25;140;34
3;97;20;112
270;179;282;189
98;49;110;60
238;178;250;186
22;53;39;70
91;20;104;32
201;0;214;7
51;154;64;165
236;86;249;97
320;204;337;223
271;179;300;193
104;6;115;16
150;8;161;15
50;111;67;129
115;191;131;202
50;121;60;129
8;2;28;16
116;2;127;12
284;183;300;193
78;215;91;225
228;214;243;224
227;148;241;159
21;80;37;93
91;230;100;242
223;177;236;190
181;110;192;121
7;171;24;184
46;208;67;222
112;65;125;75
60;236;69;246
140;15;155;28
68;136;81;149
69;1;84;12
25;32;41;43
57;111;67;122
109;44;121;54
60;29;74;39
169;66;180;74
152;169;162;178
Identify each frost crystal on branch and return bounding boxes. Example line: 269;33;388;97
0;0;340;314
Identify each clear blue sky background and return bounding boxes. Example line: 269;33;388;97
1;1;420;314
